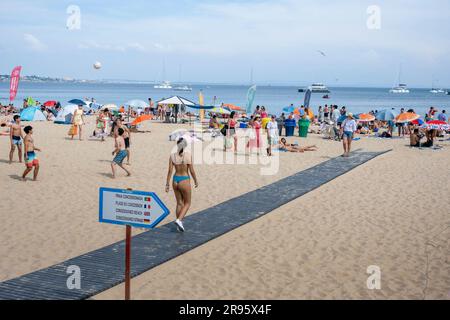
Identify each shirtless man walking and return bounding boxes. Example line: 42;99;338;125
9;115;24;164
114;118;131;165
111;128;131;178
22;126;41;181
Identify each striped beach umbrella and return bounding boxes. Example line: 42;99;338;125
423;120;450;130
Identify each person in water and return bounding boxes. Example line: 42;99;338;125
9;115;24;164
22;126;41;181
165;138;199;233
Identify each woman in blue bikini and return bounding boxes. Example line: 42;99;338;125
166;138;199;232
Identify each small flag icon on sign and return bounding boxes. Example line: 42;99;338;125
144;219;151;224
144;212;150;217
145;197;152;202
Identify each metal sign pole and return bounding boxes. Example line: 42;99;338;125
125;187;132;300
125;224;131;300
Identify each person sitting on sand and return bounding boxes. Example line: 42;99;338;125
422;129;437;148
22;126;41;181
410;129;423;148
165;138;199;233
279;138;318;153
111;128;131;178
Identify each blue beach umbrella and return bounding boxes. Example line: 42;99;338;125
338;115;348;123
375;109;398;121
68;99;87;106
283;106;295;113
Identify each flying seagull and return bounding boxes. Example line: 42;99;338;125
317;50;326;57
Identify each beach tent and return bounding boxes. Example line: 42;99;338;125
157;96;196;107
55;104;77;124
20;107;46;122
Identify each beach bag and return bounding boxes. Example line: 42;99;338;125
220;124;229;136
68;125;78;136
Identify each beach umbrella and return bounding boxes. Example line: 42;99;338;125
423;120;450;130
395;112;420;123
209;107;231;115
357;113;376;122
131;114;152;126
376;109;398;121
223;104;244;112
101;104;118;111
338;115;348;123
283;106;296;113
68;99;87;106
411;119;424;126
43;101;57;107
125;100;148;109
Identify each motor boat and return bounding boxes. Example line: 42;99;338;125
154;81;172;89
174;85;193;92
389;84;410;94
298;83;330;93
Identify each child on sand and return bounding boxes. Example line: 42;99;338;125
111;128;131;178
9;115;24;164
22;126;41;181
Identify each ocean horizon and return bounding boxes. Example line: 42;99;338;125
1;82;449;116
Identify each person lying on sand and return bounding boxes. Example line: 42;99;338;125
280;138;318;153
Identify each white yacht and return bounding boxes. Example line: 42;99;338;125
430;88;446;94
174;85;193;92
298;83;330;93
154;81;173;90
390;84;410;94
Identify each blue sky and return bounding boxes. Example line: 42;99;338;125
1;0;449;87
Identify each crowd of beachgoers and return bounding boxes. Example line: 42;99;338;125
1;97;449;232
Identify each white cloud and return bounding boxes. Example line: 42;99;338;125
24;33;47;52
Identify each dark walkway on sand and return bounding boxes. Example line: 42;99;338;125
0;149;390;300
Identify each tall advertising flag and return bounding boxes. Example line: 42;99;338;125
198;90;205;122
303;89;312;108
9;66;22;102
246;85;257;115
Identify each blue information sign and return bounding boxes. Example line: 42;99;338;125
99;187;170;229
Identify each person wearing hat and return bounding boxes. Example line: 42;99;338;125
340;112;357;157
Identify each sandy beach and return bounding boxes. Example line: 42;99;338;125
0;117;448;300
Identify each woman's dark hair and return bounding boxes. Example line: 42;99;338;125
24;126;33;134
230;111;236;118
177;138;186;156
118;128;124;136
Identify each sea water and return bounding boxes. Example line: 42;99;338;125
1;82;449;117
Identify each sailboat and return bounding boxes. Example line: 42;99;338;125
173;64;192;92
390;65;410;94
154;60;172;90
430;77;445;93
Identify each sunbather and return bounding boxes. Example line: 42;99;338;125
280;138;318;153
